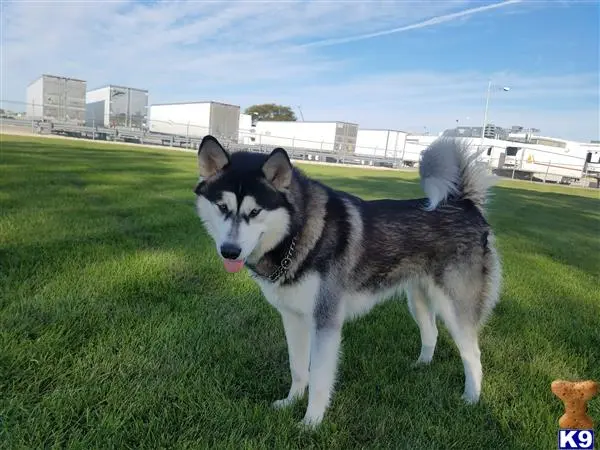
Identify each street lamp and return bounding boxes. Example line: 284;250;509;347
481;80;510;143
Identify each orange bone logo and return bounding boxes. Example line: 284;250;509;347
551;380;598;430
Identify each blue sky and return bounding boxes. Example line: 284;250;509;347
2;0;599;141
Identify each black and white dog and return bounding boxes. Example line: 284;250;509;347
193;135;502;427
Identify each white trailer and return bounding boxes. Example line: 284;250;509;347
85;85;148;129
253;121;358;154
238;113;253;144
581;142;600;182
401;135;439;165
26;74;87;124
355;129;408;158
478;135;596;182
148;101;240;141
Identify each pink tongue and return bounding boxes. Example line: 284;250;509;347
223;259;245;273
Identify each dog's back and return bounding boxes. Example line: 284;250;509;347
296;138;501;330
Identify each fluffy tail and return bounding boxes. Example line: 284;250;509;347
419;138;495;213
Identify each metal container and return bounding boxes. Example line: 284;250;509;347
253;121;358;154
238;113;253;144
148;101;240;141
26;74;87;124
85;85;148;129
355;129;408;158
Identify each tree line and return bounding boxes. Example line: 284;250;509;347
244;103;297;122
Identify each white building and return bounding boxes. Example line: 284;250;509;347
85;85;148;129
148;101;240;141
355;129;408;158
26;74;87;124
253;120;358;154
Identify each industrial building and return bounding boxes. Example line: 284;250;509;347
85;85;148;129
442;124;510;140
26;74;87;124
253;121;359;154
355;129;408;158
148;101;240;142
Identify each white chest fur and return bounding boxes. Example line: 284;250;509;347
253;272;321;317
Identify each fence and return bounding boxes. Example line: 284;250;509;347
0;99;427;168
1;98;598;187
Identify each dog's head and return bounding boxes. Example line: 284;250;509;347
194;135;294;273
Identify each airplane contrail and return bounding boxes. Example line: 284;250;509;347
299;0;523;49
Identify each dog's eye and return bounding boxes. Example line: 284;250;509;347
217;204;228;214
248;208;262;218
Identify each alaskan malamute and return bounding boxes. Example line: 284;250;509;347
193;135;502;428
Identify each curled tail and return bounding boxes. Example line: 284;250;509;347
419;138;495;212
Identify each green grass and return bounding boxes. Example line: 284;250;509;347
1;134;599;449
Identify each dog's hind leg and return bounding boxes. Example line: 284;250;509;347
272;310;310;409
406;283;438;365
454;325;482;404
426;282;483;403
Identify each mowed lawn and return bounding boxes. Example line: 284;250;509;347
1;134;599;449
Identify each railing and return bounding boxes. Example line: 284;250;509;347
1;98;598;188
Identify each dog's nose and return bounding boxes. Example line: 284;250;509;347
220;243;241;260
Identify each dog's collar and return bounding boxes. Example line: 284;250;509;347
267;234;299;283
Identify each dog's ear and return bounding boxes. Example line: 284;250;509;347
262;147;293;190
198;135;230;178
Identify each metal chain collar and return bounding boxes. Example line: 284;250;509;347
268;234;299;282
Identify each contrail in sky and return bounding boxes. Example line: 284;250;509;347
299;0;523;49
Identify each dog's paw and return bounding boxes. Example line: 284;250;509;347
413;346;435;366
461;391;479;404
271;398;295;409
411;357;432;368
298;415;322;432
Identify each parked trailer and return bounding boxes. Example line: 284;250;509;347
401;135;439;166
252;121;358;155
238;113;253;144
26;74;87;125
582;143;600;176
85;85;148;129
355;129;408;159
479;136;597;183
148;101;240;142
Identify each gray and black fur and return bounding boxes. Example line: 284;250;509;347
194;136;502;428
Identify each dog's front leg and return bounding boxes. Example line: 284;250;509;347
301;286;343;428
272;310;310;409
301;323;342;428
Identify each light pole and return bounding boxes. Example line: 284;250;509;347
481;80;510;144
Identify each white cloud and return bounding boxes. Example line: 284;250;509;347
1;0;598;141
299;0;523;48
2;0;470;91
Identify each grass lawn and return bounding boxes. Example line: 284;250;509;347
1;134;599;449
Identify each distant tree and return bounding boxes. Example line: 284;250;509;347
244;103;297;122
